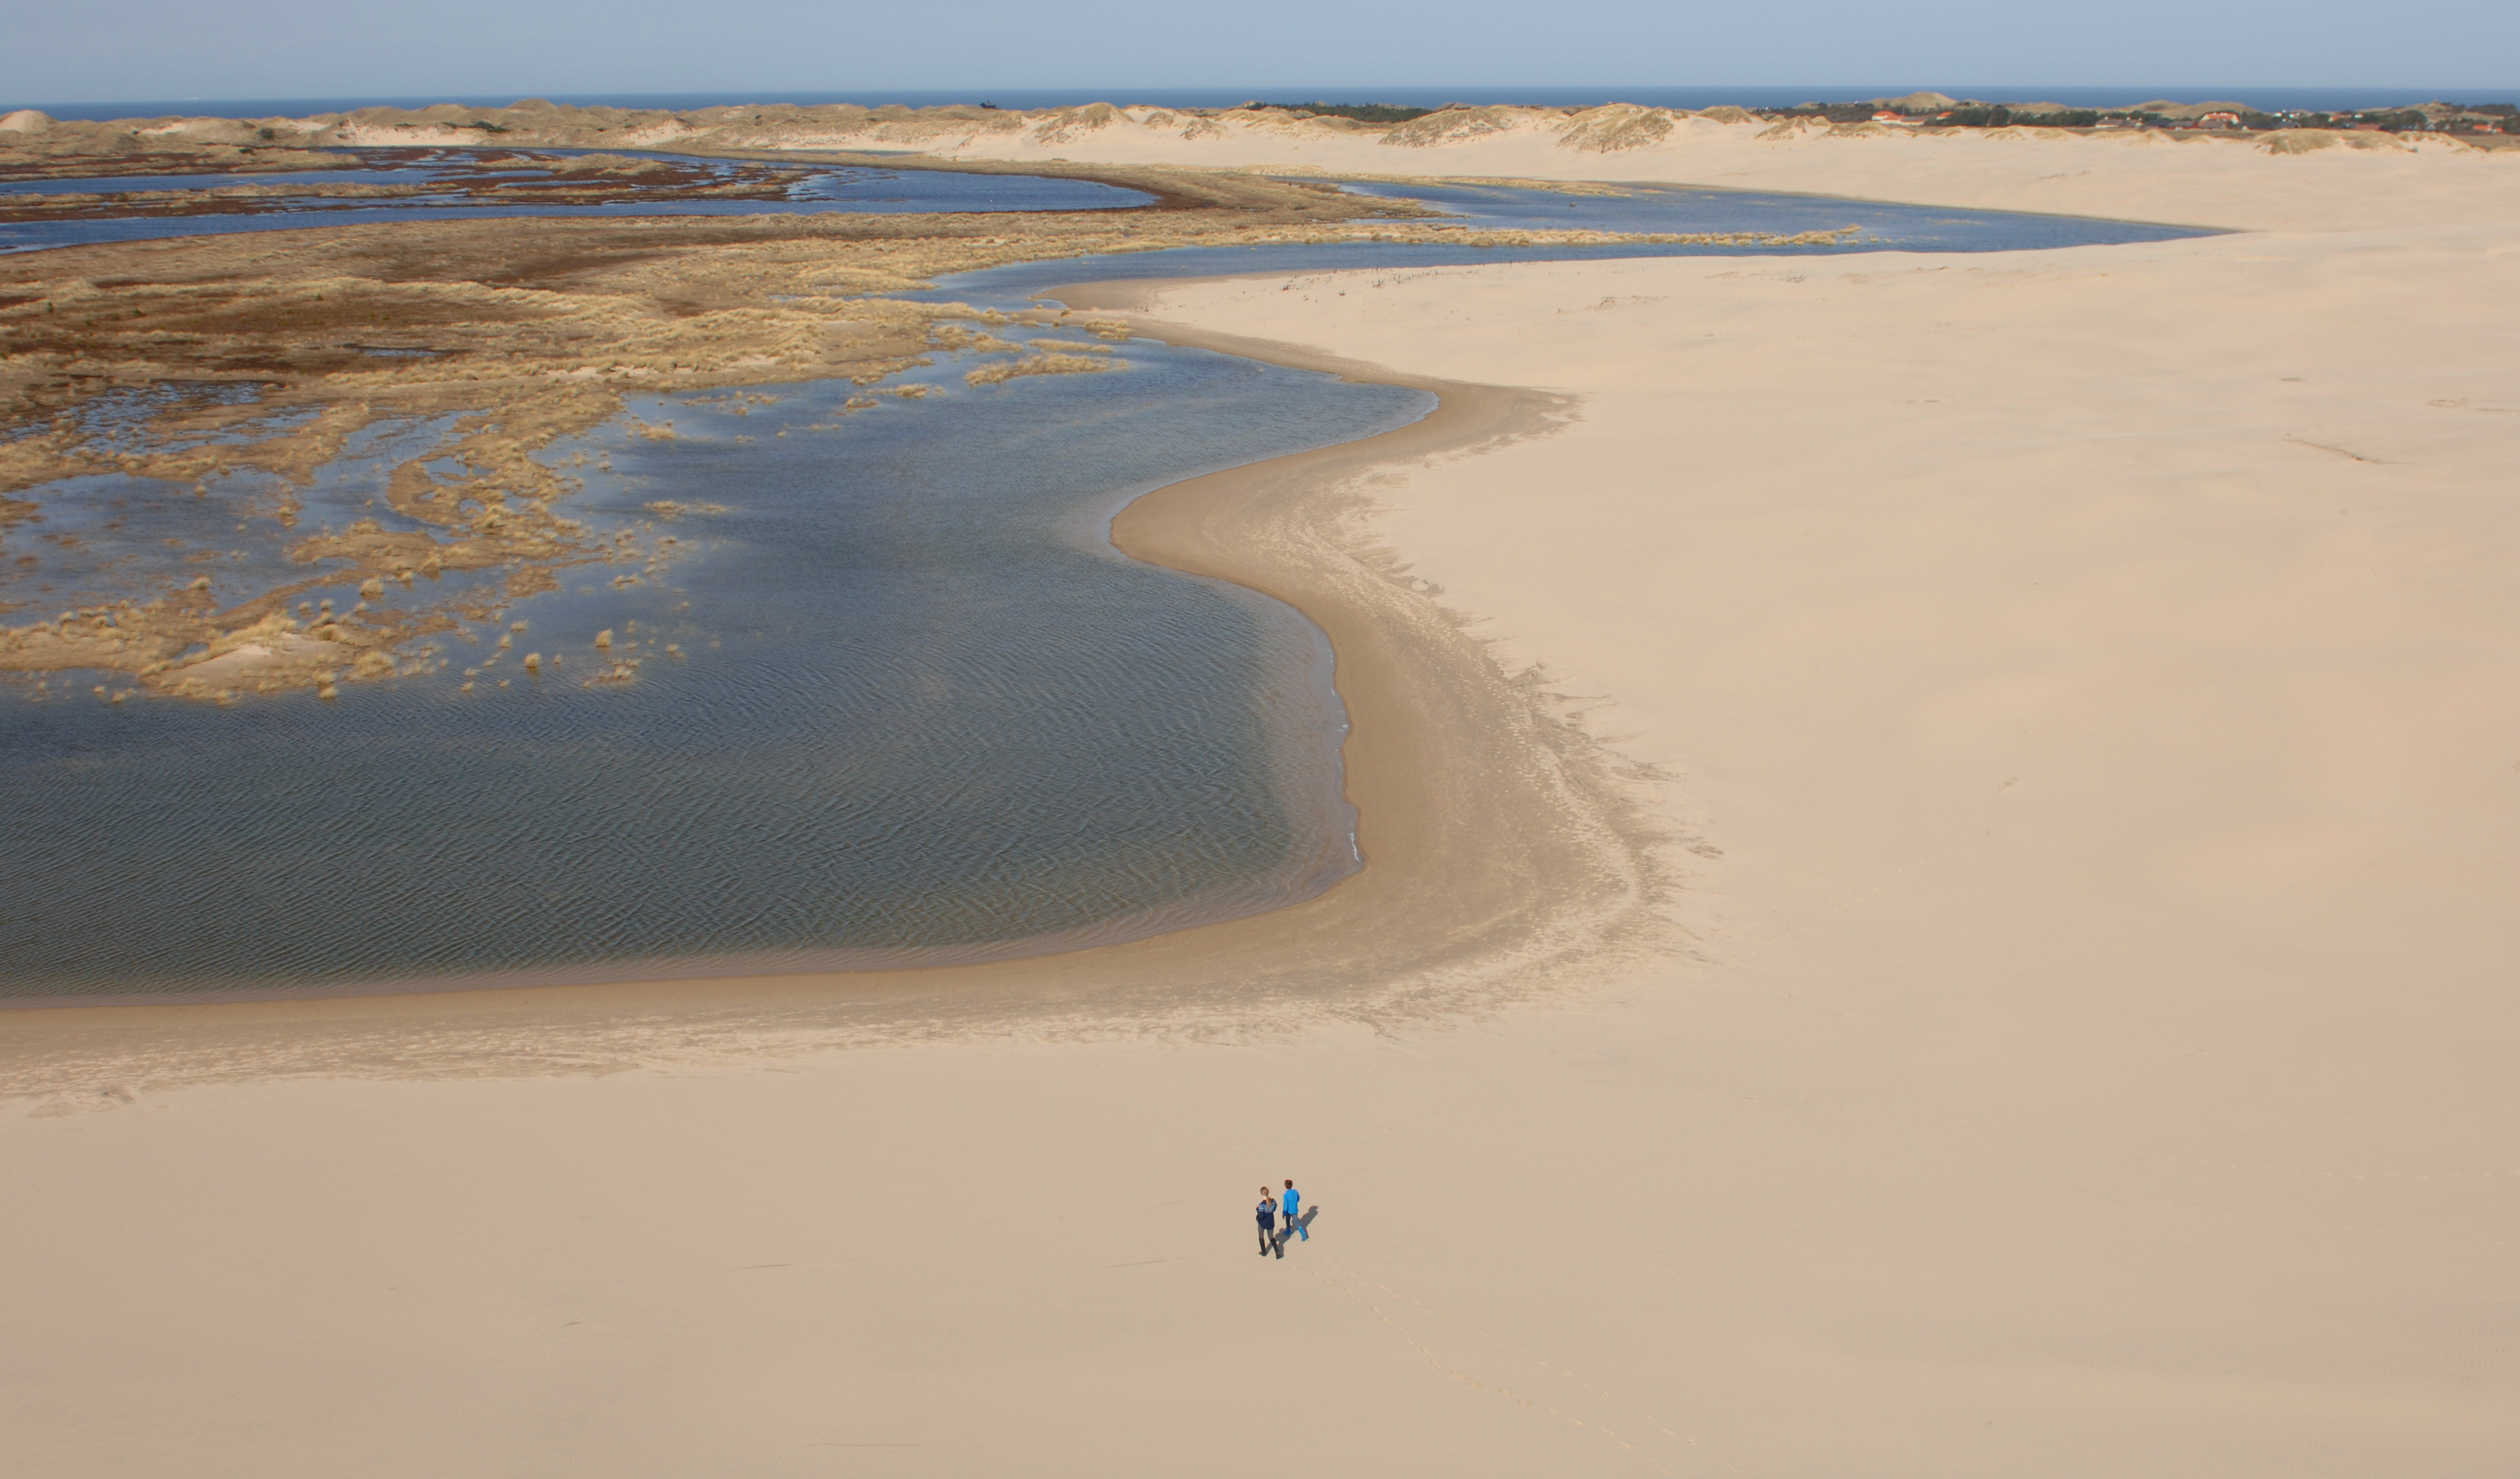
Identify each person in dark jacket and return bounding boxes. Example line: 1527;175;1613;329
1255;1187;1279;1256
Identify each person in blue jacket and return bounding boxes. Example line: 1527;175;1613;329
1255;1187;1279;1256
1281;1179;1308;1242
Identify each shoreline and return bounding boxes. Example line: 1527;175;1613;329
0;309;1668;1097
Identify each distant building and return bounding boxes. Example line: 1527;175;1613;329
1871;111;1921;126
2199;111;2242;129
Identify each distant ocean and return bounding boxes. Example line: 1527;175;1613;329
17;86;2503;122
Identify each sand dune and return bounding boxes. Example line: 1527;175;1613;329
921;102;2508;234
2;122;2515;1474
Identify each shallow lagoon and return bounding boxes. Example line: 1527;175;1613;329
0;346;1425;998
0;174;2212;998
920;183;2210;305
0;149;1155;254
1333;175;2209;242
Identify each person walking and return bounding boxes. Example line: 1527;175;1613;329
1255;1187;1279;1256
1281;1179;1309;1242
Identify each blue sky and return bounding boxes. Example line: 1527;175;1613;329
7;0;2514;109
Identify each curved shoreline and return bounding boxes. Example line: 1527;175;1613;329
0;305;1671;1097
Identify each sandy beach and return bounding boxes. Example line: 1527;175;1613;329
4;122;2516;1474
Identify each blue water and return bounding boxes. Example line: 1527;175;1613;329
0;149;1154;254
909;190;2212;309
0;150;1151;209
0;348;1425;999
22;88;2501;120
1335;178;2219;235
0;169;430;194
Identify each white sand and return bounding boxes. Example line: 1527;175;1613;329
4;129;2517;1475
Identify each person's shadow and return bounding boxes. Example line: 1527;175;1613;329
1274;1206;1321;1253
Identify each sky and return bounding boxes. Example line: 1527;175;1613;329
6;0;2515;109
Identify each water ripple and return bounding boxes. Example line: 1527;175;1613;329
0;344;1414;997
